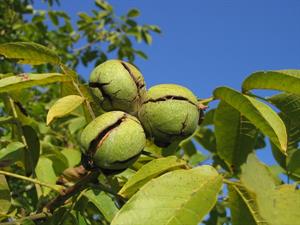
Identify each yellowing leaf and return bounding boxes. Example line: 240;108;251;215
0;73;71;93
112;166;223;225
46;95;85;125
0;42;60;65
119;156;186;198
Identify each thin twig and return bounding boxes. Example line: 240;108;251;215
0;170;63;192
0;212;51;225
60;64;96;120
45;170;100;212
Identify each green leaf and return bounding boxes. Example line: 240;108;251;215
67;117;86;135
268;93;300;178
22;125;40;176
118;156;186;198
0;175;11;215
238;154;300;225
213;87;287;154
0;73;71;93
35;157;57;195
242;70;300;95
112;166;223;225
48;11;59;26
0;116;13;125
214;101;257;171
135;50;148;60
141;31;152;45
228;183;264;225
0;42;60;65
0;142;25;167
46;95;85;125
95;0;113;11
193;127;216;153
61;148;81;168
84;190;119;222
200;109;215;126
127;9;140;18
268;93;300;125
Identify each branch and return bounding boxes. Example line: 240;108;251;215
45;170;100;212
0;212;51;225
0;170;63;192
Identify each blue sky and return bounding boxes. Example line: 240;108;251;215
39;0;300;166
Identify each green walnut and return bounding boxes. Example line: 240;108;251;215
80;111;146;170
138;84;200;146
89;60;146;114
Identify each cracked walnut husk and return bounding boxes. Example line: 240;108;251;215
138;84;200;147
89;60;146;115
80;111;146;170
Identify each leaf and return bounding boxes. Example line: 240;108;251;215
193;127;216;153
111;166;223;225
0;116;13;125
0;73;71;93
268;93;300;177
95;0;112;11
0;42;60;65
0;142;25;167
214;101;257;171
67;117;86;135
242;70;300;95
22;125;40;176
127;9;140;18
118;156;186;198
61;148;81;168
135;50;148;60
268;93;300;125
84;190;118;222
46;95;85;125
0;175;11;215
142;31;152;45
238;154;300;225
35;157;57;195
213;87;287;154
228;184;264;225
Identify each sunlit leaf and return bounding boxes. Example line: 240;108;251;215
0;175;11;215
0;42;60;65
238;154;300;225
0;73;71;93
213;87;287;154
112;166;223;225
46;95;85;125
119;156;186;198
61;148;82;168
242;70;300;95
127;9;140;18
84;190;118;222
228;183;264;225
214;101;257;171
0;142;25;167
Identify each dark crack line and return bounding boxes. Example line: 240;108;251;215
180;114;189;135
143;95;197;107
89;82;113;107
113;151;141;164
88;113;127;157
120;62;144;97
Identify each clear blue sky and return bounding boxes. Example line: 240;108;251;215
39;0;300;165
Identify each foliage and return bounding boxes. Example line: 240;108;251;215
0;1;300;225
